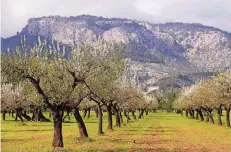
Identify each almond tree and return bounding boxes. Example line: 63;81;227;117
68;84;91;138
84;43;125;132
1;40;99;148
213;72;231;127
1;83;30;122
175;73;231;126
175;84;198;118
114;86;140;124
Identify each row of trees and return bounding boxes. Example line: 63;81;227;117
1;39;156;148
174;72;231;127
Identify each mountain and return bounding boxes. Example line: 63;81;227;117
2;15;231;92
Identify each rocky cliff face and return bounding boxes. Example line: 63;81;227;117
2;15;231;92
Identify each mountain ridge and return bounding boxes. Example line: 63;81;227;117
1;15;231;92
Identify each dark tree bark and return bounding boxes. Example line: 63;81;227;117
52;110;64;148
196;112;199;120
209;116;215;124
119;111;124;124
207;110;214;124
38;111;50;122
189;109;194;119
115;110;121;127
95;108;99;118
189;110;192;118
11;111;14;117
132;111;136;119
206;115;209;122
145;110;148;115
202;110;209;122
113;105;121;127
192;110;195;119
186;110;188;117
73;108;88;138
83;109;87;118
32;108;50;122
87;108;91;118
20;110;31;121
126;111;131;123
15;113;18;121
141;109;144;117
2;110;6;121
97;104;104;135
32;109;37;121
106;104;113;130
197;109;204;121
138;109;144;119
216;107;222;126
62;110;71;122
15;109;24;122
225;108;230;128
124;111;127;118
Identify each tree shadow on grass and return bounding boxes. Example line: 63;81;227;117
63;121;98;124
1;138;32;142
2;129;53;132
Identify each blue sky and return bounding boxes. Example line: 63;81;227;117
1;0;231;37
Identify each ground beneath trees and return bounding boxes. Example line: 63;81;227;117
1;112;230;152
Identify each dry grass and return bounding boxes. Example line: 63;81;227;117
1;112;230;152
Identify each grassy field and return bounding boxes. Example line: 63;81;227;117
1;112;231;152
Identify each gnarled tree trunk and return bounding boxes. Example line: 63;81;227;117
83;109;87;118
216;107;222;126
21;111;31;121
97;104;104;134
11;111;14;117
196;112;199;120
113;106;121;127
189;109;194;119
115;110;121;127
126;111;131;123
73;108;88;138
197;109;204;121
32;108;50;122
62;110;71;122
207;109;214;124
225;108;230;128
15;109;24;122
52;110;64;148
145;110;148;115
95;108;99;118
132;111;136;119
87;108;91;118
119;111;124;124
106;104;113;130
138;109;144;119
2;110;6;121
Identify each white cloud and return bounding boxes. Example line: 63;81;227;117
1;0;231;38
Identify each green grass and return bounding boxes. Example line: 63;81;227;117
1;112;231;152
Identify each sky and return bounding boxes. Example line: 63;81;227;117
1;0;231;38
